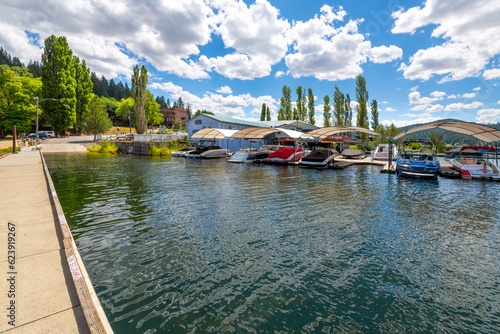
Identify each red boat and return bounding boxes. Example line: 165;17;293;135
263;146;305;164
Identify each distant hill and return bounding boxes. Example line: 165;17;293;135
397;119;500;145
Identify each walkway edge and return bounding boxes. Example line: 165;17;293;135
40;152;114;334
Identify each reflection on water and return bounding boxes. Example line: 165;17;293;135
45;153;500;333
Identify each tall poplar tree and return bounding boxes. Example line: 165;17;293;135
371;99;379;130
333;85;345;126
260;103;266;121
131;64;148;134
73;56;93;133
296;86;306;121
323;95;331;127
266;106;271;121
41;35;77;134
355;75;369;139
280;85;292;120
307;88;315;125
344;94;352;126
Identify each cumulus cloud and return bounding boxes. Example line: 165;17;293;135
285;6;402;80
216;86;233;94
483;68;500;80
150;81;277;118
444;101;484;111
393;0;500;82
385;107;397;112
381;116;443;128
409;90;446;105
476;108;500;123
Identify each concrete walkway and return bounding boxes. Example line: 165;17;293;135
0;150;90;333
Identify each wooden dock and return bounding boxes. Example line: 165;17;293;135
0;149;112;333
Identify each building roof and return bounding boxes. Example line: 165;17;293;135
196;114;264;128
392;120;500;142
231;127;304;139
260;120;320;130
191;128;237;139
301;126;386;140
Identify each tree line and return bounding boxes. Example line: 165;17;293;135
0;39;173;138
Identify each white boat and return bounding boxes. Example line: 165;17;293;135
185;145;228;159
450;155;500;180
372;144;398;161
227;147;271;163
299;148;338;168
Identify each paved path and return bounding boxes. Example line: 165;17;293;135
0;150;90;333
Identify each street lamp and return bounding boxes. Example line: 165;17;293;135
33;97;56;146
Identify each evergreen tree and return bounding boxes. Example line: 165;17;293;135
73;56;93;133
100;75;109;97
307;88;315;125
266;106;271;121
323;95;331;127
186;103;193;120
177;97;185;110
41;35;77;135
156;96;167;108
355;75;369;139
124;82;131;98
166;98;171;108
371;99;379;130
27;60;42;78
260;103;266;121
333;85;345;126
131;64;148;134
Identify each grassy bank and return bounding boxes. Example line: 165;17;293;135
87;140;119;153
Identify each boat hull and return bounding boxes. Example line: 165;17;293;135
450;159;500;180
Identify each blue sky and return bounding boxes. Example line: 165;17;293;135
1;0;500;127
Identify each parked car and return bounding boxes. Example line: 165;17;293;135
27;132;48;139
39;131;55;138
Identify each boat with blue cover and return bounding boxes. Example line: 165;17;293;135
396;140;440;178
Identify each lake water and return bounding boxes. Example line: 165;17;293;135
44;153;500;333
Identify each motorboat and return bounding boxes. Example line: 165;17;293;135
171;146;197;157
227;147;271;163
445;146;494;160
372;144;398;161
299;148;338;168
396;150;440;178
184;145;228;159
263;146;305;164
340;149;366;159
450;147;500;180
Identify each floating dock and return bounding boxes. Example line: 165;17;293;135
0;149;112;333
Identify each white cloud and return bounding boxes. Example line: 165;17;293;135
473;87;481;91
274;71;285;78
426;104;444;113
448;94;458;99
285;6;401;81
369;45;403;64
444;101;483;111
216;86;233;94
393;0;500;82
385;107;397;112
460;93;476;98
408;90;445;105
483;68;500;80
476;108;500;123
150;81;277;118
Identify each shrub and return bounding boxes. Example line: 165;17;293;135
87;140;118;153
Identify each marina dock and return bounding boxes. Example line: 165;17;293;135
0;149;112;333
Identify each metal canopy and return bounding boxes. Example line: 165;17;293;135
300;126;385;140
231;127;304;139
392;120;500;142
191;128;237;139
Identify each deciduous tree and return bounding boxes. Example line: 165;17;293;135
323;95;331;127
371;99;379;130
333;86;345;126
355;75;369;139
73;56;93;133
307;88;315;125
131;64;148;134
82;94;112;141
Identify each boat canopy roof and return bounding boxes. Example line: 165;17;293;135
231;127;304;139
393;120;500;142
191;128;237;139
300;126;385;141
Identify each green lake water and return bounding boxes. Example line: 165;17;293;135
44;153;500;333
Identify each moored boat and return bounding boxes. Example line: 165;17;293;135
185;145;228;159
263;146;305;164
450;147;500;180
171;146;197;157
299;148;338;168
340;149;366;159
396;150;440;178
372;144;398;161
227;147;271;163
